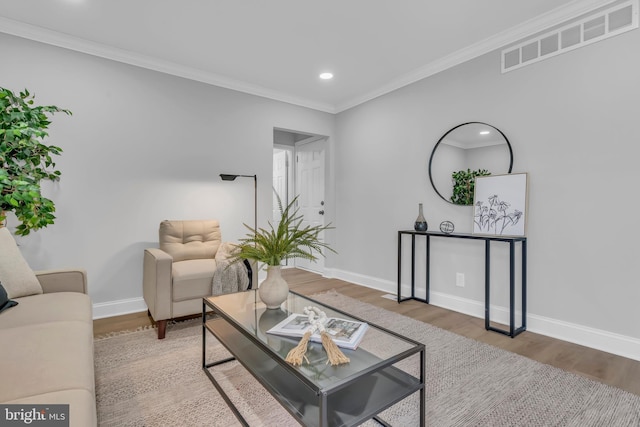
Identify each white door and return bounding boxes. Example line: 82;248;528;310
295;138;326;273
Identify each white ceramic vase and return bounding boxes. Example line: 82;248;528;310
259;266;289;309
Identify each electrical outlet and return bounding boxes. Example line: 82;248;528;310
456;273;465;288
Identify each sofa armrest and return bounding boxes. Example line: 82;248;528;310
34;269;88;294
143;248;173;321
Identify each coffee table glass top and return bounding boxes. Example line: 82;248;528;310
204;289;421;390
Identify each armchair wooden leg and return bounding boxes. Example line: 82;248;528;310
157;320;167;339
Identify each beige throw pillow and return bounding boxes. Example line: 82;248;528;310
0;228;43;298
215;241;240;261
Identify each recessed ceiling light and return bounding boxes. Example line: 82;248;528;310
479;130;490;135
319;72;333;80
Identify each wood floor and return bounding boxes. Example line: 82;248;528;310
93;268;640;397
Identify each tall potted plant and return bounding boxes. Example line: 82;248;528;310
0;87;71;235
231;195;335;309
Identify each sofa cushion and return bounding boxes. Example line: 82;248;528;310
0;292;92;330
159;220;221;262
0;321;95;403
0;282;18;313
0;228;43;298
172;259;217;302
4;389;97;427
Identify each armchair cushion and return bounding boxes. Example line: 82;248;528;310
171;259;218;302
0;228;42;299
159;220;221;262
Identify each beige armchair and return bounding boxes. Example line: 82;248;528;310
143;220;251;339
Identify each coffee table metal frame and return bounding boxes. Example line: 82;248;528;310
202;290;425;427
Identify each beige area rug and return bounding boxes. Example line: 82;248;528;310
94;291;640;426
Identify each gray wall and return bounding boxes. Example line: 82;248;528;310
0;33;335;309
334;27;640;350
2;22;639;358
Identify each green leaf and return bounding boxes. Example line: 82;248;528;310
228;193;336;269
0;86;70;235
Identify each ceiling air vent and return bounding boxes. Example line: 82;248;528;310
502;0;638;73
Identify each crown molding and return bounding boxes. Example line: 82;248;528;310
335;0;615;112
1;0;614;115
0;16;337;114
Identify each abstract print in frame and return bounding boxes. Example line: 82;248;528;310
472;173;528;237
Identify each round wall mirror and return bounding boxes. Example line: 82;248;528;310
429;122;513;205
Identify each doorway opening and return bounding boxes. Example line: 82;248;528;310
273;128;327;274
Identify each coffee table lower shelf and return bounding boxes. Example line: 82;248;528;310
203;317;423;427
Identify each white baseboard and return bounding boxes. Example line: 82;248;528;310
328;268;640;362
324;267;392;293
92;269;640;362
527;314;640;362
93;297;147;319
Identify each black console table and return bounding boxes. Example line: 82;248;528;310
397;230;527;338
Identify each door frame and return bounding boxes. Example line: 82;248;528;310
272;128;333;275
273;144;295;208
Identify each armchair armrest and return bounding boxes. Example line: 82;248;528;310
143;248;173;321
35;269;88;294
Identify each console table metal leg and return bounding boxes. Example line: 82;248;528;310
484;240;491;331
522;240;527;331
411;234;416;299
425;235;430;304
397;231;402;302
509;241;515;337
486;240;526;338
397;231;429;304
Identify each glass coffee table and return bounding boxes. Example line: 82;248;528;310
202;290;425;427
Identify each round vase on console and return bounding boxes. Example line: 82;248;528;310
259;266;289;309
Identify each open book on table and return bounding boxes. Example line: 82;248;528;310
266;313;369;350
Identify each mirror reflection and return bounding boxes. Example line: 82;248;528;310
429;122;513;205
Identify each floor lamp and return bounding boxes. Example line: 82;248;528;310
220;174;257;289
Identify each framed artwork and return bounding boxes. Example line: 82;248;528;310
472;173;528;237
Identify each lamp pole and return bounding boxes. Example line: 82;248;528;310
220;174;257;289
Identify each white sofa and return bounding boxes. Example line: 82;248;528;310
0;228;96;427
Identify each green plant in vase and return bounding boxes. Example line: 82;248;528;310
230;194;336;309
451;168;491;205
0;87;71;235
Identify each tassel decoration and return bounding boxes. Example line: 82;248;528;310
285;330;312;366
284;305;351;367
320;331;350;366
